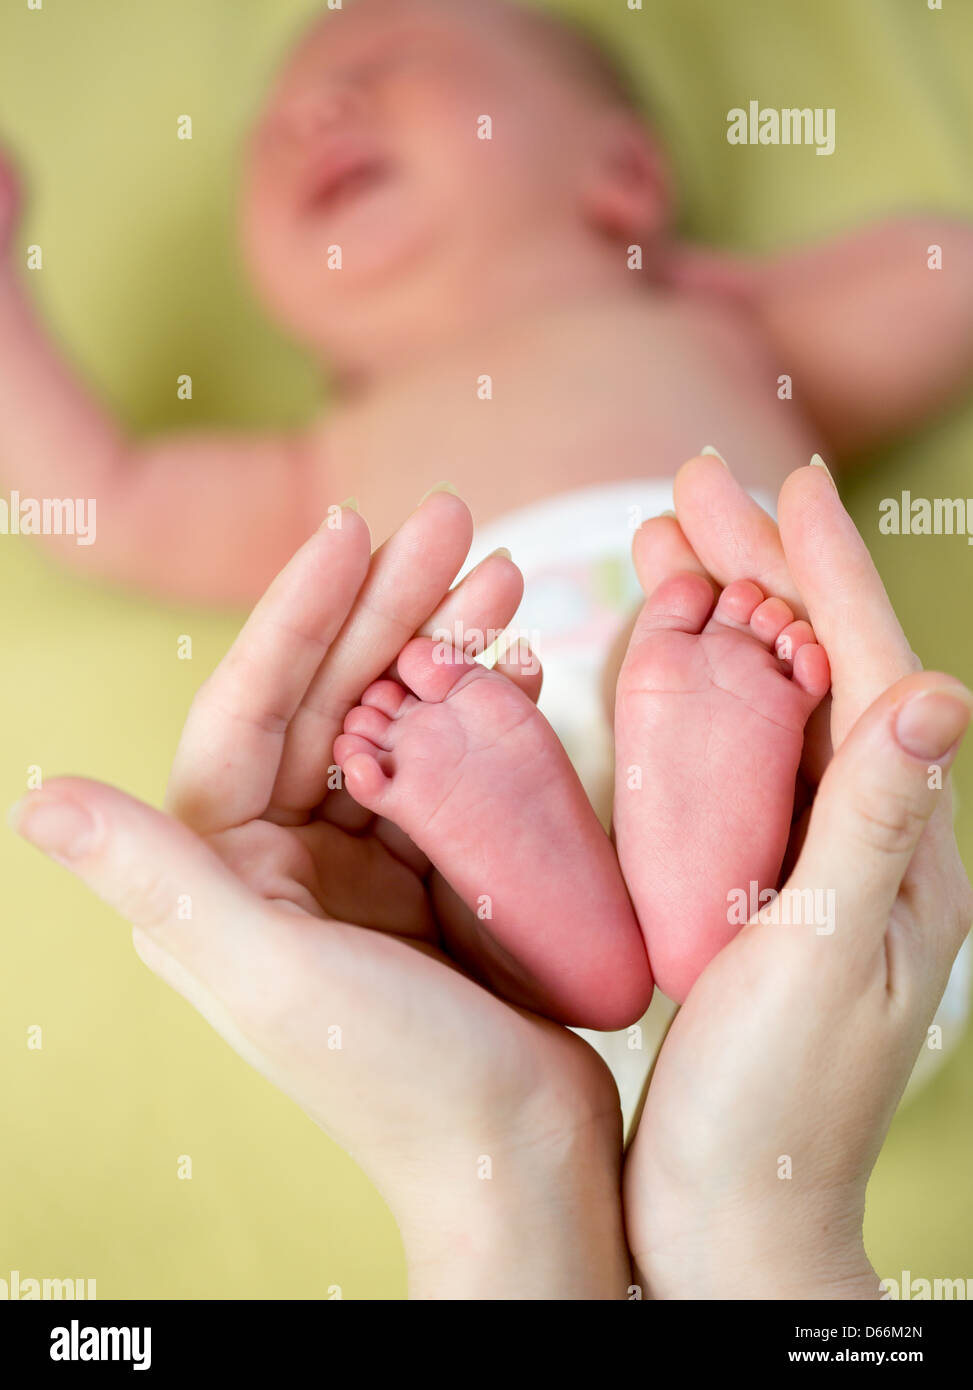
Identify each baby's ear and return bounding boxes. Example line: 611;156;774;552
580;112;671;246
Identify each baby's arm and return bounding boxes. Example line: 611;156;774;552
670;217;973;458
0;156;328;605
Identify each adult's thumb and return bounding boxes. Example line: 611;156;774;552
790;673;973;945
9;776;257;979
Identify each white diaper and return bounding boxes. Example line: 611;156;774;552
468;481;728;808
466;480;970;1132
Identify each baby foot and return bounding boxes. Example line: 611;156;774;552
335;638;653;1029
614;571;830;1003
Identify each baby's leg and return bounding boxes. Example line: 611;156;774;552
335;639;653;1029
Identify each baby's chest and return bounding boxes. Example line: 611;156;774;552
328;313;804;534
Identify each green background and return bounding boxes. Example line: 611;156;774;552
0;0;971;1297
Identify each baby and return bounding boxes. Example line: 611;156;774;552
2;0;971;1018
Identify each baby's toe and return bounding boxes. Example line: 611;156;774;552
793;642;831;700
639;571;716;636
361;678;415;720
397;636;479;703
750;595;794;648
710;578;764;630
775;619;815;665
343;703;394;749
333;734;393;806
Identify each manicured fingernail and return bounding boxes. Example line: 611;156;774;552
469;546;512;575
9;794;99;860
810;454;836;486
700;446;727;465
658;509;677;519
317;498;360;531
418;481;460;505
895;687;973;760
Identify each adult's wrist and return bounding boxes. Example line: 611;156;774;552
629;1194;880;1301
384;1111;631;1300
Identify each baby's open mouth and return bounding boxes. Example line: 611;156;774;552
303;148;394;215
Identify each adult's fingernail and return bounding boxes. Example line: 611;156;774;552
895;687;973;760
810;454;836;486
699;446;727;466
418;481;460;505
468;545;512;574
9;794;99;860
317;498;360;531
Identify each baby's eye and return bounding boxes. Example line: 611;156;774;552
361;36;442;80
397;36;440;64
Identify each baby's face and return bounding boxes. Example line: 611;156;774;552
241;0;610;353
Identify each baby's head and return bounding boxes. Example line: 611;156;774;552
241;0;668;375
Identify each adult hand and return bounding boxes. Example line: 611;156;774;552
11;493;629;1299
623;458;973;1298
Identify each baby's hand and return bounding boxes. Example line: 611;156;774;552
0;145;22;255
